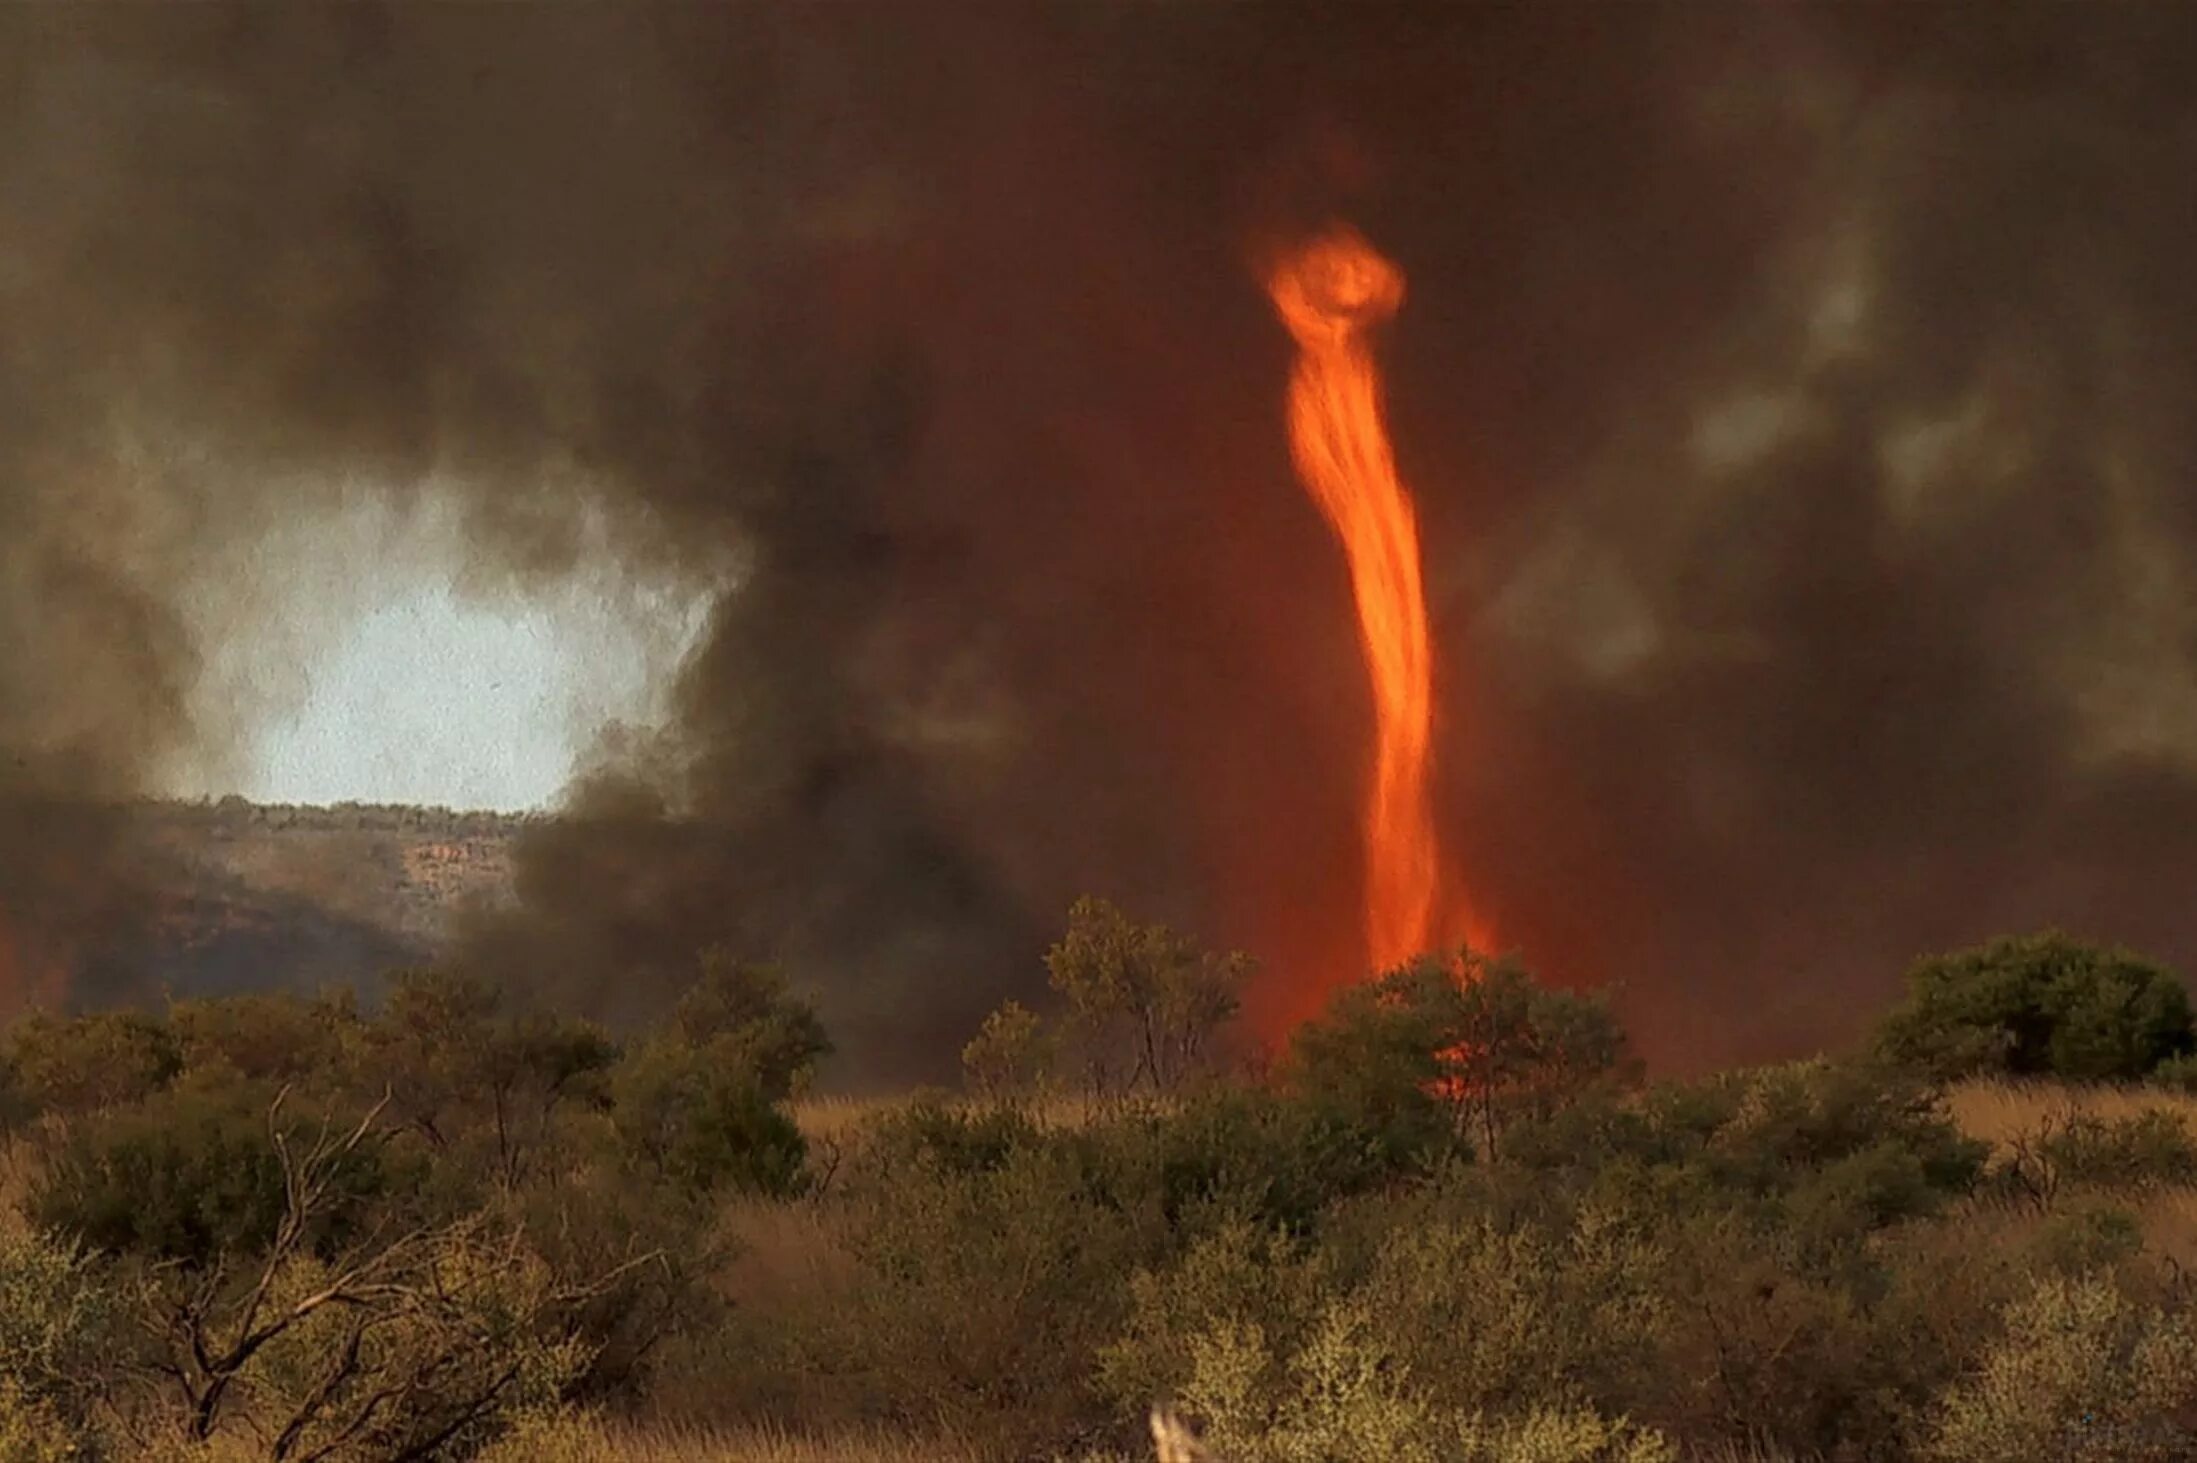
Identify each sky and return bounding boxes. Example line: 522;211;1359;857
162;493;715;812
240;583;664;811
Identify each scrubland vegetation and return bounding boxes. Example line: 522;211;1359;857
6;908;2197;1461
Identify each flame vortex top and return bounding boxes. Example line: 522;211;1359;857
1269;229;1407;345
1265;226;1445;975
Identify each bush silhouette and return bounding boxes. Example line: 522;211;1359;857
1875;931;2195;1081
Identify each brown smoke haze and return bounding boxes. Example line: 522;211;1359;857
5;5;2197;1080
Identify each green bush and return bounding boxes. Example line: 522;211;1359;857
0;1229;113;1457
863;1094;1043;1177
1078;1085;1416;1241
1166;1292;1675;1463
609;1039;807;1197
1924;1272;2197;1463
29;1078;392;1264
1876;931;2196;1081
1;1011;180;1119
775;1139;1146;1454
168;990;355;1085
2040;1111;2197;1191
1285;953;1629;1166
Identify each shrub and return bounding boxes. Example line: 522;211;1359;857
1876;931;2195;1081
1044;897;1254;1100
2042;1111;2197;1191
962;999;1053;1101
168;990;355;1086
1172;1294;1676;1463
1501;1059;1987;1244
786;1141;1145;1454
119;1221;594;1458
1099;1219;1335;1418
0;1229;113;1456
1;1011;180;1119
503;1154;727;1403
1924;1272;2197;1463
608;1039;808;1198
0;1381;79;1463
1108;1201;1671;1461
29;1078;391;1265
671;949;831;1102
1286;953;1629;1165
863;1095;1042;1177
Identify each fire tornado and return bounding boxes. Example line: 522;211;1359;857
1267;226;1445;974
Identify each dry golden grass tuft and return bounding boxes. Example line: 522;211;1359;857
790;1089;1116;1145
788;1093;907;1145
0;1138;38;1240
1945;1077;2197;1152
487;1416;980;1461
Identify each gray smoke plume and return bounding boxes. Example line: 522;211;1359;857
4;5;2197;1077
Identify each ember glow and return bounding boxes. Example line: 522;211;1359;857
1267;227;1465;974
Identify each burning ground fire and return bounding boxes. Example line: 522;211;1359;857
1267;226;1483;978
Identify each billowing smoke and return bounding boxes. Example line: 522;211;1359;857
5;5;2197;1078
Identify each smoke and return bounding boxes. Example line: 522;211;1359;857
4;5;2197;1075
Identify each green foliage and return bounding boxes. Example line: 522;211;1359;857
0;1382;81;1463
809;1140;1147;1455
9;921;2197;1460
1107;1202;1669;1452
1044;896;1253;1098
602;947;824;1199
2040;1111;2197;1191
1169;1292;1675;1463
1;1011;179;1119
962;998;1054;1100
865;1094;1044;1177
671;948;831;1102
609;1039;808;1197
29;1078;390;1265
1876;931;2196;1080
0;1229;112;1458
501;1163;722;1404
1500;1059;1987;1248
362;969;619;1188
1286;952;1632;1163
168;989;354;1085
117;1220;594;1460
1079;1084;1412;1238
2031;1206;2146;1277
1925;1272;2197;1463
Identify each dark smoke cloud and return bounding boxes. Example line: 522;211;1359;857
5;4;2197;1078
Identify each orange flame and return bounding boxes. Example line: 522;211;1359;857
1267;226;1462;974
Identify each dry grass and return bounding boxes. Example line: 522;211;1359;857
492;1417;979;1461
1945;1078;2197;1153
0;1135;39;1238
791;1089;1115;1142
605;1422;976;1462
788;1094;909;1145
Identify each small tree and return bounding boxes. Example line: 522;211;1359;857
604;948;824;1198
1287;951;1631;1161
609;1041;807;1198
359;971;617;1186
1043;896;1253;1100
1875;931;2196;1082
961;1000;1054;1103
670;949;830;1102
